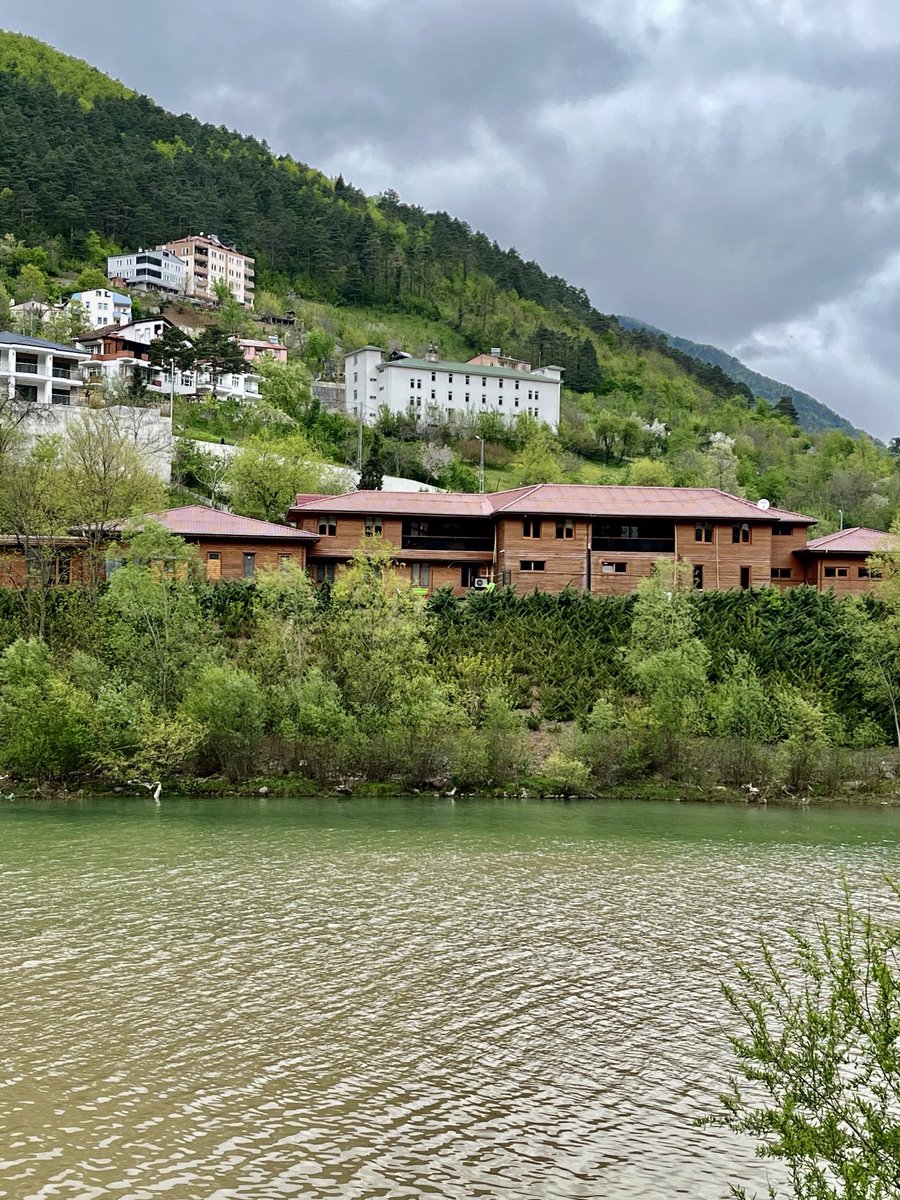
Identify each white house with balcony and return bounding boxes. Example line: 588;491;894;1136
107;247;188;294
0;332;89;406
68;288;132;329
344;346;562;430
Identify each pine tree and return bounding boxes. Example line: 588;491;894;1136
358;433;385;491
774;394;800;424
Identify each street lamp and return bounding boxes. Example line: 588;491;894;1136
477;435;485;494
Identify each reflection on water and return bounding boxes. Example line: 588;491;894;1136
0;798;898;1199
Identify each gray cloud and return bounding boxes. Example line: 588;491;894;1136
5;0;900;436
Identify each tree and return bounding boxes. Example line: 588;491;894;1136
358;432;386;490
194;325;250;398
181;663;267;781
513;427;566;485
706;881;900;1200
226;433;335;522
255;357;313;422
13;263;47;303
304;328;335;376
775;395;800;425
58;408;166;574
628;457;675;487
148;324;197;373
75;266;109;292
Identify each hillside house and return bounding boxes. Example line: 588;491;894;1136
158;234;255;307
68;288;131;329
0;332;89;406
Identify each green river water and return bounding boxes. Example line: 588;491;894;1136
1;796;899;1199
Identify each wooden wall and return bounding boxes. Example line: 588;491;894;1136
193;539;309;582
495;515;589;594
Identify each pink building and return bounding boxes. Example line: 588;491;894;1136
238;337;288;365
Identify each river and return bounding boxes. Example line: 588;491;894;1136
0;797;898;1199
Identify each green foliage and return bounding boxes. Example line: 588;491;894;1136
0;639;92;781
706;881;900;1200
181;663;267;781
0;31;134;108
226;433;337;521
358;432;386;490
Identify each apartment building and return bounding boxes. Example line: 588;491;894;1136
0;332;89;406
68;288;132;329
107;247;188;294
158;233;255;307
288;484;829;596
345;346;562;430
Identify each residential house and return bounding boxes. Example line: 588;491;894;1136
0;332;89;406
68;288;132;329
238;337;288;365
113;506;317;581
344;345;562;430
288;484;821;596
158;233;255;307
107;247;188;294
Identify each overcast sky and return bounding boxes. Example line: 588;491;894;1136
5;0;900;436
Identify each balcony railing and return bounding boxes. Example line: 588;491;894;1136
52;366;73;379
16;361;38;374
401;535;494;552
592;537;675;554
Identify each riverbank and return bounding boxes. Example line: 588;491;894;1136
7;772;900;807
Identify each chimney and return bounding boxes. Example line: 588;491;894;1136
491;347;501;357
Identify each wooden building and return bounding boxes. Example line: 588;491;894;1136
794;526;897;594
132;507;318;581
287;484;820;596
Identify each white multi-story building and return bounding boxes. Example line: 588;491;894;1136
107;247;188;294
0;332;89;406
68;288;132;329
158;233;255;307
345;347;563;429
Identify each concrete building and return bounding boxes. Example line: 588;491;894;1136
345;346;562;430
0;332;89;407
158;233;255;307
68;288;132;329
107;247;188;294
288;484;826;597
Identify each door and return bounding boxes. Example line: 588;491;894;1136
243;552;256;579
740;566;751;589
206;551;221;581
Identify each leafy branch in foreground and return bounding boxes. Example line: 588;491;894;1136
704;882;900;1199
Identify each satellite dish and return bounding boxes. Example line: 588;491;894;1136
757;498;771;511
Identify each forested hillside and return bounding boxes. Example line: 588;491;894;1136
3;30;900;534
617;316;858;436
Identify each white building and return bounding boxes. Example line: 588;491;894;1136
68;288;132;329
157;233;255;307
345;346;562;430
0;332;89;406
107;247;188;294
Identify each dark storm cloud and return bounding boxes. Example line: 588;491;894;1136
5;0;900;435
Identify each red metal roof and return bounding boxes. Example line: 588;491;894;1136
140;505;317;540
288;485;815;524
800;526;897;554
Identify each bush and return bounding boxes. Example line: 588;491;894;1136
181;664;267;781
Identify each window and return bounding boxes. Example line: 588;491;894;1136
465;375;470;385
431;371;436;382
498;397;503;406
313;562;335;583
601;561;627;574
364;515;383;536
411;563;431;588
243;552;256;579
431;390;436;400
417;379;422;389
498;378;503;388
695;523;713;543
523;517;542;539
465;393;470;402
448;373;454;383
520;560;545;572
482;377;487;385
859;566;882;579
770;567;792;579
482;395;487;404
693;564;703;589
824;566;849;578
732;523;751;544
773;524;794;536
353;371;358;382
556;519;574;539
318;515;337;536
515;380;520;390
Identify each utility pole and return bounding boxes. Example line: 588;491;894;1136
356;397;365;473
477;436;485;493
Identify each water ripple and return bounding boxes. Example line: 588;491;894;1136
0;798;898;1199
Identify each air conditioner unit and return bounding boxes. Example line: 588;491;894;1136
472;577;489;590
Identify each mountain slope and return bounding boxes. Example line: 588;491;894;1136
617;316;858;436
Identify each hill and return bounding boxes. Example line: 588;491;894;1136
2;30;900;535
617;316;858;436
